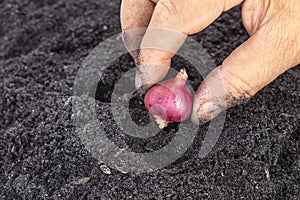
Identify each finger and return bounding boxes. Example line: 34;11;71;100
136;0;243;90
120;0;157;59
191;17;300;125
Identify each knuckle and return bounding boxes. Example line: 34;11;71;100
156;1;172;17
155;0;180;23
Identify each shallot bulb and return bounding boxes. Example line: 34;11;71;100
144;69;193;129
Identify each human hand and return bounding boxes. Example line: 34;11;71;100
120;0;300;125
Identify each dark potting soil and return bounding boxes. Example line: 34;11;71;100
0;0;299;199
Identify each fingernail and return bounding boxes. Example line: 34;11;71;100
135;69;146;92
198;102;223;124
136;85;149;94
135;72;151;94
135;68;156;94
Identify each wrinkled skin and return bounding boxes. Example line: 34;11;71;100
120;0;300;124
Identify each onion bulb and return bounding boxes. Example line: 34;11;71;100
144;69;193;129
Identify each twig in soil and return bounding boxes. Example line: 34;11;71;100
70;177;91;185
11;145;15;153
97;160;103;165
113;146;129;158
237;140;250;150
265;168;270;180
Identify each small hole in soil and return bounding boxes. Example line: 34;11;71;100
128;91;151;126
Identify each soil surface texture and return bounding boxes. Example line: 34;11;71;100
0;0;299;199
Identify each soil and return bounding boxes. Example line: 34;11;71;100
0;0;299;199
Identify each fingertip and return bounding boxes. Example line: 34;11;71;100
190;109;200;125
135;71;151;94
190;68;226;124
199;102;223;122
134;63;170;92
191;100;225;125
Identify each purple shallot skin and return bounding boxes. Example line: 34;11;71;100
144;69;193;129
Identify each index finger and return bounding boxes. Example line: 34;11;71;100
120;0;158;59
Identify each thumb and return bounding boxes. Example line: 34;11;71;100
191;23;300;124
136;0;243;91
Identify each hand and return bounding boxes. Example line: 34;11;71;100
120;0;300;125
